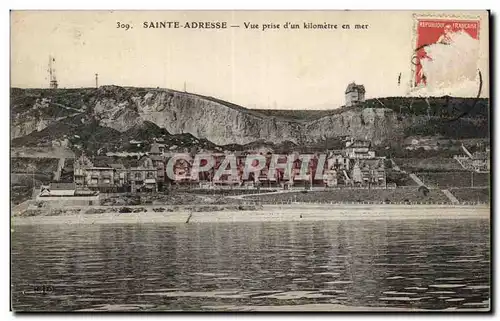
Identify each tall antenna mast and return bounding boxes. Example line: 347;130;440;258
95;73;99;88
48;55;58;89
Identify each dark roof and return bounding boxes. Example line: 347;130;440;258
92;156;142;168
118;157;141;168
74;189;98;196
108;163;125;169
50;182;76;190
348;140;371;148
345;82;366;94
92;156;114;168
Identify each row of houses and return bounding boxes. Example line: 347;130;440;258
74;150;165;193
70;140;387;192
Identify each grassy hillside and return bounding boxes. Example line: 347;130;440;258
11;116;219;154
450;188;490;203
257;97;488;122
362;96;489;118
247;189;451;204
256;107;359;122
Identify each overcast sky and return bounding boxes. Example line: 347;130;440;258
11;10;489;109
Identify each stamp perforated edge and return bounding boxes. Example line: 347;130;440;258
408;12;483;91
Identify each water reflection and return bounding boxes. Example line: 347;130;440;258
11;219;490;311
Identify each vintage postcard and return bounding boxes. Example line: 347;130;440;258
10;10;490;312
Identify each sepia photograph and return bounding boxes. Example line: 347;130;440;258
9;9;491;312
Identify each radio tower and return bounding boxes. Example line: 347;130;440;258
95;73;99;88
48;55;58;89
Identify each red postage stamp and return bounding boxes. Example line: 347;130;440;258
411;15;481;92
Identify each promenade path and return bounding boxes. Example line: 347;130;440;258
442;189;460;204
409;173;424;186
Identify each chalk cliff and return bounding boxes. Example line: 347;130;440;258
10;86;488;149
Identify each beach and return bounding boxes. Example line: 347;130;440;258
11;204;490;226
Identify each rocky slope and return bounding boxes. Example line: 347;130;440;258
10;86;489;150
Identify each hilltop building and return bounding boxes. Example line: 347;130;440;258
345;82;366;107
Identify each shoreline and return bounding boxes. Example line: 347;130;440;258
199;303;489;312
11;204;490;226
74;302;489;312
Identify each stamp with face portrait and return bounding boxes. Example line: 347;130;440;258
410;14;482;95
